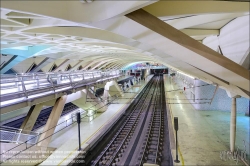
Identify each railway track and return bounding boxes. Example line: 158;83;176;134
73;75;172;166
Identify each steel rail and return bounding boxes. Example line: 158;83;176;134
92;80;153;165
154;76;164;164
134;75;165;166
91;77;156;166
138;78;159;165
106;78;159;166
107;76;159;166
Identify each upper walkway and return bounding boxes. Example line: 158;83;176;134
0;70;122;114
0;74;153;166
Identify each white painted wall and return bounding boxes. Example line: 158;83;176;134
203;15;250;64
203;35;219;52
219;15;250;64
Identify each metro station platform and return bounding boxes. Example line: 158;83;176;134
164;75;249;166
39;75;153;166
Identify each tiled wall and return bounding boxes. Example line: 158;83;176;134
194;80;249;113
175;77;249;114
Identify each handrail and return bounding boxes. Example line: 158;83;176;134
0;70;120;82
0;126;40;145
0;70;122;105
0;125;22;131
0;89;123;164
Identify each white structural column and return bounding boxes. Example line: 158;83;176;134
103;80;124;104
230;97;237;152
69;89;107;113
20;104;43;131
226;91;241;152
228;94;241;152
38;96;67;147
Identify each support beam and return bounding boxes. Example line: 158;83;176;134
126;9;250;84
180;29;219;37
105;80;124;98
143;1;250;17
71;89;107;113
98;61;116;70
218;45;224;56
95;62;108;70
31;57;54;72
92;59;114;69
42;99;57;106
210;84;219;105
20;104;43;131
53;59;69;72
37;96;67;147
240;48;250;70
0;45;51;74
82;61;95;70
0;55;18;72
84;61;102;70
69;60;83;71
70;60;89;71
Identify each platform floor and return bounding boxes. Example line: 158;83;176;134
164;75;249;166
39;76;153;166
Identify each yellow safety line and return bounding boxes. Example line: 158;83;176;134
178;146;184;166
58;104;127;166
166;80;185;166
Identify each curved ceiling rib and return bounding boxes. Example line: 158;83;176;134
1;1;249;98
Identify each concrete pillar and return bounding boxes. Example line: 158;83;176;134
106;80;124;97
230;97;236;152
71;89;107;113
103;89;109;104
102;80;124;104
20;104;43;131
37;96;67;147
226;91;241;152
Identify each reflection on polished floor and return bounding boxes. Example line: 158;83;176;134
164;75;249;166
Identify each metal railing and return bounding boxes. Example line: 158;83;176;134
0;70;122;106
0;126;39;145
0;73;142;164
0;108;96;146
0;90;122;164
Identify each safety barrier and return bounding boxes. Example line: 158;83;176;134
0;126;39;145
0;70;122;106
